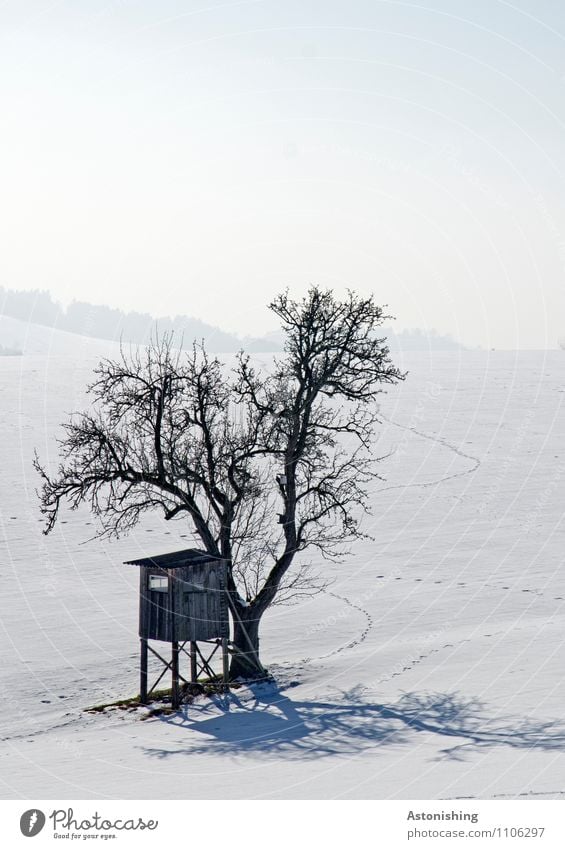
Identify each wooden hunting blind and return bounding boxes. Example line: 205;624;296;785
125;548;230;707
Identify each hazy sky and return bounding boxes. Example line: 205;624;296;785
2;0;565;348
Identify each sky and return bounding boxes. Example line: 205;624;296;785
1;0;565;349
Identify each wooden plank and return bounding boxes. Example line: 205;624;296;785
190;641;197;682
169;568;175;645
176;584;188;642
139;568;144;637
140;638;148;703
171;641;180;709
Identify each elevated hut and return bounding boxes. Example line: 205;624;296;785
125;548;230;707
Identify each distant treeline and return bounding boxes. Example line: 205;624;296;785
0;286;464;352
262;325;464;351
385;326;464;351
0;287;281;353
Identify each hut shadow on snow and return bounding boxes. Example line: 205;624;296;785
142;684;565;762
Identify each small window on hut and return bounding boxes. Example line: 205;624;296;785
148;575;168;592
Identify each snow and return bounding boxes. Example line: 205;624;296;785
0;314;123;358
1;344;564;799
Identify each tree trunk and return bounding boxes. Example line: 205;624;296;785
229;605;266;680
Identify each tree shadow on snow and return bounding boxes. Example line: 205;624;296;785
141;684;565;762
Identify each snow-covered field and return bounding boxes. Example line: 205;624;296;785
1;340;564;799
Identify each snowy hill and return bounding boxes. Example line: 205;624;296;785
0;287;280;354
0;313;122;358
0;349;564;799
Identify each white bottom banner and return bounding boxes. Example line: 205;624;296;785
2;800;563;848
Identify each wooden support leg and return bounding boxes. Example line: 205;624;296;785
171;641;180;709
190;641;197;683
140;638;148;704
222;637;229;684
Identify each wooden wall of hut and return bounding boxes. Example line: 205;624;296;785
139;561;229;643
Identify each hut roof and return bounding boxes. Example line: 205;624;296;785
124;548;222;569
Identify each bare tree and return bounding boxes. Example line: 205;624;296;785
35;287;405;678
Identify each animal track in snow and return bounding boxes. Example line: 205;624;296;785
301;591;374;664
325;591;374;656
376;414;481;494
372;634;476;685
